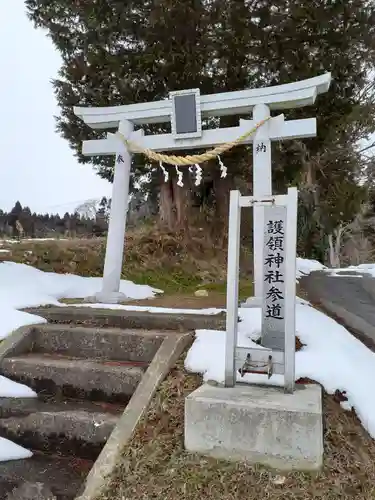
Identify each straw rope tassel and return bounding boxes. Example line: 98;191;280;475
116;116;271;166
159;160;168;181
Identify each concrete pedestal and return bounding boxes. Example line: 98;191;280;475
185;383;323;471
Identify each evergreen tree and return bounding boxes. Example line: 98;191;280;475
25;0;259;232
25;0;375;253
0;203;108;238
8;201;23;228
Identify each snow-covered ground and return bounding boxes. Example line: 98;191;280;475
1;257;375;461
329;263;375;277
296;257;326;280
295;256;375;279
0;261;161;342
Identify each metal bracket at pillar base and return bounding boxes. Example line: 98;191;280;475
235;346;284;377
91;291;129;304
238;353;273;379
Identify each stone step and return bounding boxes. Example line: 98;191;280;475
0;452;92;499
0;353;143;404
0;396;123;418
23;306;226;332
33;323;164;363
0;400;119;459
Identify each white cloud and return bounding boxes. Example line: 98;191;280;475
0;1;112;214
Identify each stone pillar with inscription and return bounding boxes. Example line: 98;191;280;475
262;208;287;350
225;189;297;392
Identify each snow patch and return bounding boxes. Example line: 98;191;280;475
296;257;326;280
0;238;68;244
333;263;375;278
0;437;33;461
185;301;375;439
0;375;36;398
70;303;223;315
0;307;46;342
0;262;160;309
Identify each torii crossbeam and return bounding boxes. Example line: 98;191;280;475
74;73;331;306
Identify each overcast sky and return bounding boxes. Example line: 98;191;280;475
0;1;112;214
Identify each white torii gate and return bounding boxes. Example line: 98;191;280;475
74;73;331;304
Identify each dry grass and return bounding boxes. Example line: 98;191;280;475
99;354;375;500
0;225;253;295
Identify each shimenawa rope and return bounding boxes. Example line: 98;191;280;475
116;116;271;166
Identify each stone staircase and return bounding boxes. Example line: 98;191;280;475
0;321;164;499
0;307;226;499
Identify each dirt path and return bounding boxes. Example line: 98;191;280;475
125;293;227;309
61;292;228;310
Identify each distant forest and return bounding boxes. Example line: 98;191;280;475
0;198;111;239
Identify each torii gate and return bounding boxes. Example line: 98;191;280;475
74;73;331;304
